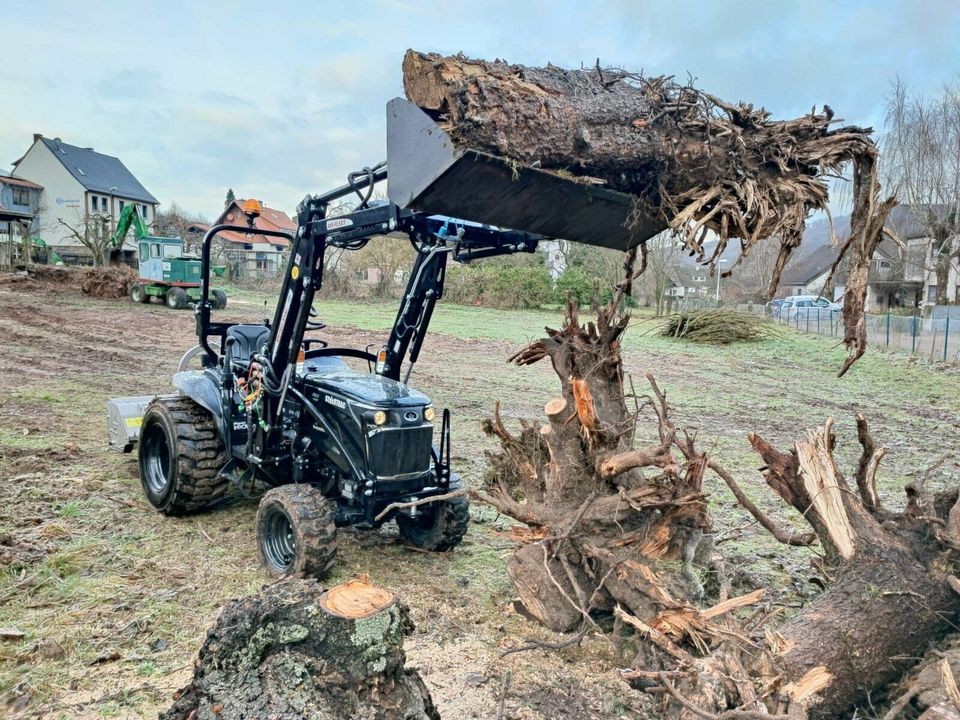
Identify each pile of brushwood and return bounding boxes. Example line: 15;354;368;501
472;256;960;718
658;308;776;343
403;50;895;375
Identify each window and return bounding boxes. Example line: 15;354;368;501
119;200;125;211
928;284;938;302
12;188;29;206
140;204;148;219
162;244;180;259
101;197;108;212
150;243;161;259
90;195;98;211
815;298;830;307
139;242;148;259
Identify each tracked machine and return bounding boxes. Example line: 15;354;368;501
107;99;661;577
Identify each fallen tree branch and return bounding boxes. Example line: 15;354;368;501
374;488;468;522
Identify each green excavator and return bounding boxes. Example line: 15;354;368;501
30;237;63;265
111;204;227;310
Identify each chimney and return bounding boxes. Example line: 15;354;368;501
33;133;42;143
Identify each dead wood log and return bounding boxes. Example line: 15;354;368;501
403;50;895;374
657;419;960;720
889;635;960;719
162;579;439;720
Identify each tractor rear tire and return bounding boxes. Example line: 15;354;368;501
131;283;149;303
211;289;228;310
396;490;470;551
138;396;229;515
166;287;188;309
256;485;338;579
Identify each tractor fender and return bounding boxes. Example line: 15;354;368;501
172;370;224;421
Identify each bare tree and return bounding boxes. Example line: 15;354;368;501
640;232;682;315
57;210;113;266
155;202;211;254
351;236;415;297
727;239;781;302
882;78;960;304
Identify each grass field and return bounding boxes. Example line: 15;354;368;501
1;277;958;719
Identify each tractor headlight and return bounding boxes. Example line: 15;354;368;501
373;410;388;426
423;407;436;422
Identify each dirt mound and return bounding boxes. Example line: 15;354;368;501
80;266;136;299
0;266;77;289
0;265;136;300
0;444;81;480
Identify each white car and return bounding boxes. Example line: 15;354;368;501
777;295;842;322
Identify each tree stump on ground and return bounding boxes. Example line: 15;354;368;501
163;579;439;720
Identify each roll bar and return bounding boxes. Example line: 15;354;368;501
196;222;295;363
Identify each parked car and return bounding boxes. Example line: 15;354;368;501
776;295;842;323
764;298;786;316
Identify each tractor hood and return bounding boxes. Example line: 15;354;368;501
304;368;430;409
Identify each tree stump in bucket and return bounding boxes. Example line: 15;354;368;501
163;579;439;720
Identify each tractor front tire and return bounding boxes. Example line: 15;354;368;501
138;396;229;515
211;289;228;310
166;287;188;309
256;485;338;579
131;283;150;304
396;490;470;551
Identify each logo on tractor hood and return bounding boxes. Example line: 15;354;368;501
324;394;347;410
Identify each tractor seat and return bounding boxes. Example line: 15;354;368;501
226;324;270;368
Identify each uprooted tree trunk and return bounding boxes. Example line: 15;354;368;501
620;419;960;720
476;277;722;636
403;50;895;374
709;421;959;719
163;579;440;720
479;285;959;717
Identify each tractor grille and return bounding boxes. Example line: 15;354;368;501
367;426;433;478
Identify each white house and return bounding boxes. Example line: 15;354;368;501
10;134;159;256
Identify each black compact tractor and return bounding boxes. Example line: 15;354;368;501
107;98;661;577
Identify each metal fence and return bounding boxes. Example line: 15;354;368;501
767;306;960;364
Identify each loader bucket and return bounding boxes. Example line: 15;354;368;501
386;98;665;251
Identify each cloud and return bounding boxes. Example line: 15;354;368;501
1;0;959;222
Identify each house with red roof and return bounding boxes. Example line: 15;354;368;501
212;199;295;278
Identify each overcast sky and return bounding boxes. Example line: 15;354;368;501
3;0;958;219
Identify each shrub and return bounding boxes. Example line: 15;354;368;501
553;266;619;306
445;262;552;309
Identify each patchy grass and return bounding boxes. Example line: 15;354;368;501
0;283;958;719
